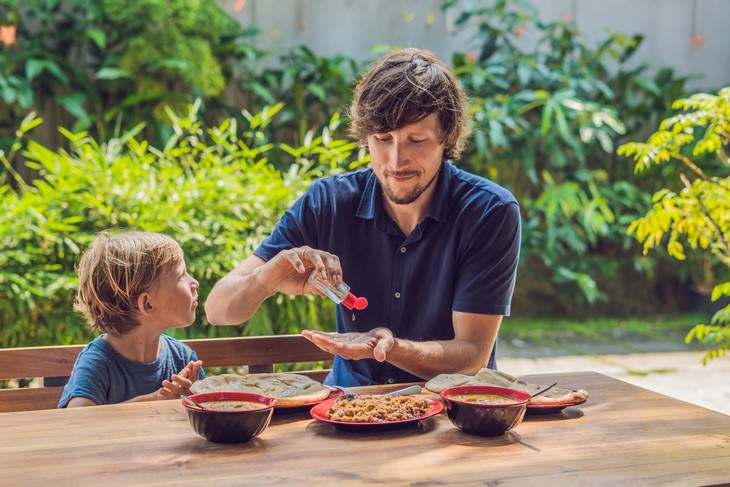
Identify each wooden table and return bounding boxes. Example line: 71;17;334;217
1;372;729;486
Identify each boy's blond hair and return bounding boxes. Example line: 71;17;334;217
75;231;183;335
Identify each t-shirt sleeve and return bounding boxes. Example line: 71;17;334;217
253;181;324;262
57;349;110;408
452;201;521;316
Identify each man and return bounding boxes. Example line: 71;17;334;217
205;48;521;387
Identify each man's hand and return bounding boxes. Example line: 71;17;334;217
264;246;343;296
155;360;203;400
302;328;395;362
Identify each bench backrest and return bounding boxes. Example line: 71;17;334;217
0;335;332;413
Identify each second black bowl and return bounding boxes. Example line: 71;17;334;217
440;385;530;436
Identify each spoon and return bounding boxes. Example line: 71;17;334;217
530;382;558;399
181;395;208;411
386;384;422;396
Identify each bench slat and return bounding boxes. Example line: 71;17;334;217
0;345;84;379
0;335;333;412
0;387;64;413
0;335;331;380
185;335;332;368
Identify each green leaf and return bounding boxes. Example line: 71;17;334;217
25;60;46;82
711;282;730;302
56;94;88;121
25;60;68;85
86;29;106;49
19;112;42;133
96;68;131;80
249;82;275;104
307;83;326;102
149;58;188;71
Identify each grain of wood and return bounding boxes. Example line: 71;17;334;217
0;372;728;486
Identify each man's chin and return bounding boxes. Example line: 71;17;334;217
383;187;423;205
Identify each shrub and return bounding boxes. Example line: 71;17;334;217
619;87;730;363
0;103;365;347
443;0;692;314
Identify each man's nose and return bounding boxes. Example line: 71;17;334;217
389;140;409;168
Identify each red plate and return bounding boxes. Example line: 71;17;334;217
526;397;587;415
310;396;444;431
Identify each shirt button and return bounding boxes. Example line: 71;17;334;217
400;246;406;253
387;378;395;384
394;292;401;299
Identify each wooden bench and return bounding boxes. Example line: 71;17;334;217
0;335;332;413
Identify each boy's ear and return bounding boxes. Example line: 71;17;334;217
137;293;153;316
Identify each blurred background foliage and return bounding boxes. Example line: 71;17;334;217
0;0;727;354
619;88;730;363
0;104;365;347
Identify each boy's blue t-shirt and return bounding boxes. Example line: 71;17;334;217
58;334;205;408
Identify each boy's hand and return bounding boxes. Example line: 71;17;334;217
155;360;203;400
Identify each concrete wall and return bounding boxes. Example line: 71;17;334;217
227;0;729;90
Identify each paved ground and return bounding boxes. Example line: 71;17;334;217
499;351;730;416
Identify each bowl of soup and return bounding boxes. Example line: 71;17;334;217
440;385;531;436
182;391;276;443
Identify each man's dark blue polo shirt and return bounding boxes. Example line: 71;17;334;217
254;162;521;387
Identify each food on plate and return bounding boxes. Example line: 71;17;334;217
202;400;269;411
191;373;331;406
327;395;431;423
448;393;519;405
426;368;589;405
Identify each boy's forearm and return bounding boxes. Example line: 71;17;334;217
125;392;158;403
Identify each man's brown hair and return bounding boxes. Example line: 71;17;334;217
75;231;183;335
349;47;470;161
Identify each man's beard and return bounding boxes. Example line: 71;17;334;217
379;169;440;205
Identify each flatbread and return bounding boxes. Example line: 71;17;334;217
191;373;331;406
426;368;589;405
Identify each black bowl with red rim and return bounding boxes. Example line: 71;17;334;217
440;385;531;436
183;391;276;443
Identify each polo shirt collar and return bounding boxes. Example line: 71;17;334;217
355;162;453;224
424;161;453;223
355;171;378;220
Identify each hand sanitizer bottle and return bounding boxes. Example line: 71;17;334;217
308;272;368;310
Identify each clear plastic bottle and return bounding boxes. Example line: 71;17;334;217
308;272;368;310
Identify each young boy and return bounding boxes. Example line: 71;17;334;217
58;231;205;408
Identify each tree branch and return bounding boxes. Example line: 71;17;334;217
680;173;730;262
674;153;708;180
719;143;730;167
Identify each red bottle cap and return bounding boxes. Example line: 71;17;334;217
342;292;368;311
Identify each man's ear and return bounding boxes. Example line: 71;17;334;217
137;293;153;316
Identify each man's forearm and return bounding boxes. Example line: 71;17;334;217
205;267;274;325
386;338;492;380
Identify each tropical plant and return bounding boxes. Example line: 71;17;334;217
0;102;365;348
619;87;730;363
441;0;691;313
0;0;244;148
230;45;364;166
